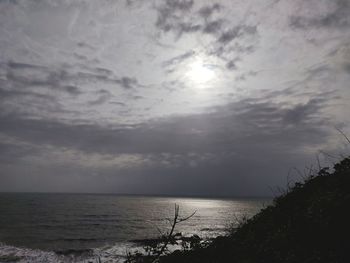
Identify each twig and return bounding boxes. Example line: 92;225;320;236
153;204;196;262
335;127;350;144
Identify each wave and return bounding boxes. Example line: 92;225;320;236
60;238;100;242
0;242;137;263
0;228;222;262
0;243;71;263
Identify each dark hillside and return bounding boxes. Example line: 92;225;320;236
158;156;350;263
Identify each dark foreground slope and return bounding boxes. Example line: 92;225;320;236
160;156;350;263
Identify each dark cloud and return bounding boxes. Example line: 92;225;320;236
109;101;126;107
6;61;44;70
0;86;52;100
202;19;224;34
226;57;241;70
88;90;111;106
198;3;221;19
344;63;350;74
155;1;227;39
1;60;142;95
290;0;350;29
0;78;70;117
119;77;138;89
154;0;257;43
218;26;257;44
218;27;241;44
0;60;145;117
155;0;197;36
94;67;114;76
0;90;335;156
76;41;95;50
61;85;82;96
163;0;194;11
282;97;327;125
73;71;141;90
154;1;259;71
2;61;82;95
155;1;223;37
162;50;195;67
0;88;338;195
0;141;38;164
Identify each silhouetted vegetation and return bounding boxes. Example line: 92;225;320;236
125;204;199;263
126;156;350;263
0;254;21;262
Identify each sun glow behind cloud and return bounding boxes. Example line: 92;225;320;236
186;58;216;87
0;0;350;195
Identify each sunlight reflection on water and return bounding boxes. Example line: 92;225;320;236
0;193;270;253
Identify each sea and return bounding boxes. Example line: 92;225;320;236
0;193;270;262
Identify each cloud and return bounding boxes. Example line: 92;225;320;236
0;88;335;157
162;50;195;68
118;77;138;89
61;85;82;96
282;97;328;125
0;134;40;164
109;101;126;107
327;42;350;74
0;60;143;104
6;61;44;70
155;1;224;37
202;19;224;34
218;26;257;44
1;0;349;195
290;0;350;29
0;86;340;195
154;1;259;71
2;61;82;95
198;3;221;19
344;63;350;74
0;60;147;118
155;0;198;36
88;90;111;106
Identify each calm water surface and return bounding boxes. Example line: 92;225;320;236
0;193;270;262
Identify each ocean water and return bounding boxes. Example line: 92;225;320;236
0;193;270;262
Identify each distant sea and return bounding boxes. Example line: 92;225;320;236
0;193;270;262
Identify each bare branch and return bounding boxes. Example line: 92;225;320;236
316;153;322;171
335;127;350;144
126;204;197;263
177;211;196;223
152;204;196;263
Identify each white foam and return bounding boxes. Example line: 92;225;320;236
0;243;66;263
0;243;132;263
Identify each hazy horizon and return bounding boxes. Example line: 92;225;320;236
0;191;272;199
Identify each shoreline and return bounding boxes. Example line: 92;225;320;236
0;233;218;263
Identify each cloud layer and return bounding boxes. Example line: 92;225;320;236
0;0;349;196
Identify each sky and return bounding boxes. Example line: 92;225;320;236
0;0;349;197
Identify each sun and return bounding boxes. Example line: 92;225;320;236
186;59;215;85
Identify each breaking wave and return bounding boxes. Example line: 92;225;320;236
0;242;137;263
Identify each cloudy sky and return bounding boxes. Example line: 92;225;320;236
0;0;349;196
